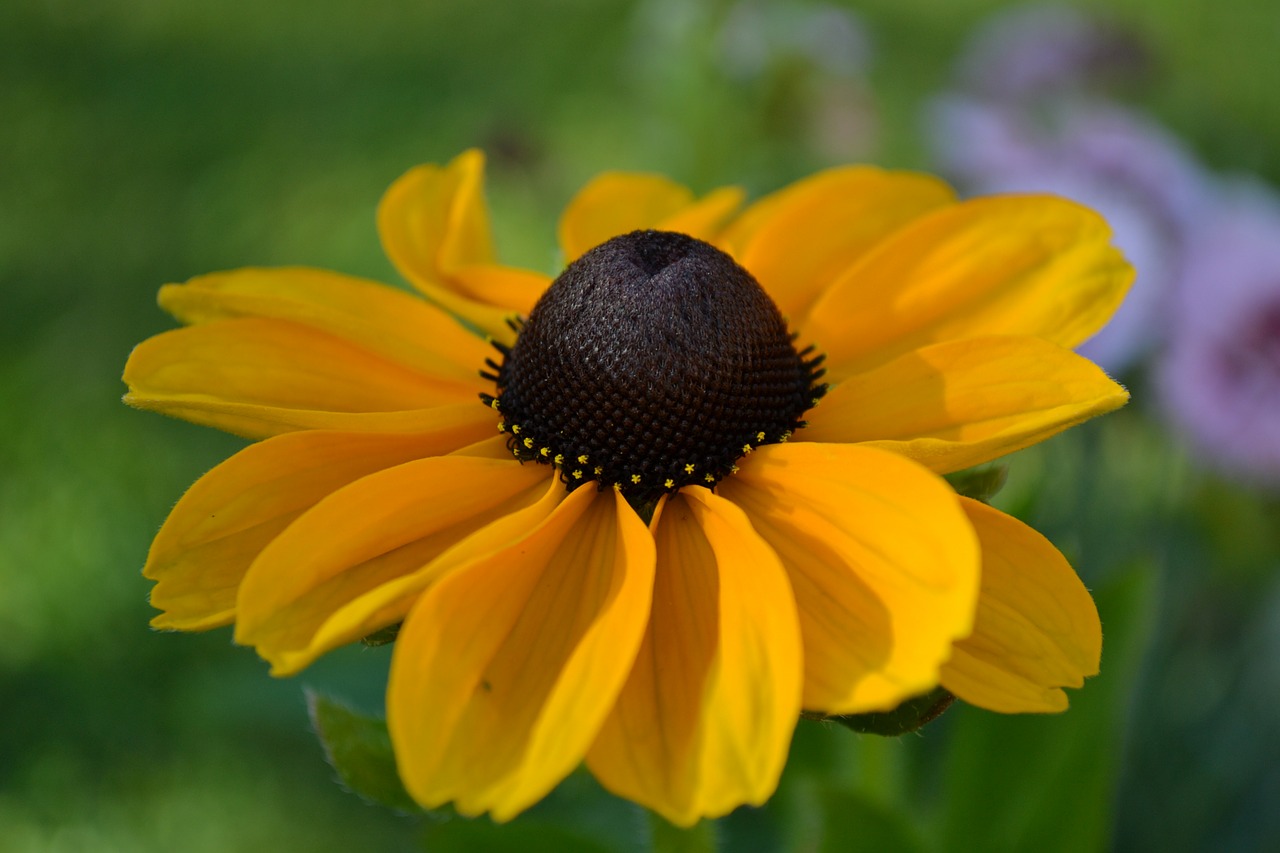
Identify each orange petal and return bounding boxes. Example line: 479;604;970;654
388;487;655;821
157;266;491;386
123;317;484;438
558;173;742;262
587;488;802;826
234;452;555;676
728;166;955;321
717;443;980;714
941;499;1102;713
145;405;495;631
803;194;1134;379
801;336;1129;473
378;149;536;338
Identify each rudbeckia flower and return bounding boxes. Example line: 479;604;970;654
124;149;1131;826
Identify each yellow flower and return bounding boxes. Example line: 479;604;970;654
123;149;1131;826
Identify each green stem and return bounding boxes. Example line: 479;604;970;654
648;811;718;853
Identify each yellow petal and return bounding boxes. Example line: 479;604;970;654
803;194;1134;379
378;149;533;339
388;487;655;821
717;443;980;714
233;454;554;675
801;336;1129;473
587;488;802;826
379;148;494;278
448;264;551;319
729;166;955;321
941;498;1102;713
146;405;496;631
655;185;745;245
122;317;483;438
157;266;492;386
558;173;742;262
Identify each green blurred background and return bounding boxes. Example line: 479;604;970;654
4;0;1279;850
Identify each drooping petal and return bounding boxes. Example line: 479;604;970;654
802;194;1134;379
146;405;496;630
557;173;742;262
716;443;980;714
388;486;655;821
940;498;1101;713
801;335;1129;473
156;266;492;386
587;488;802;826
122;317;483;438
234;448;554;675
726;166;955;321
378;149;539;338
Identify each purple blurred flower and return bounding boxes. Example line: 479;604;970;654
1159;181;1280;486
929;96;1209;371
951;3;1148;101
927;3;1209;372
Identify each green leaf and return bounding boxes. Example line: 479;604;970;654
934;562;1157;853
306;690;420;815
811;688;955;736
817;789;927;853
360;622;401;647
946;464;1009;504
420;818;620;853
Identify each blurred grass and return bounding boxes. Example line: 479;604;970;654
3;0;1280;850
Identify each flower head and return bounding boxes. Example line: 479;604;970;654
124;150;1131;825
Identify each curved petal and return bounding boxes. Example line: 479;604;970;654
122;317;484;438
558;173;742;262
728;166;955;321
157;266;492;385
234;451;554;675
587;488;802;826
716;443;980;714
378;149;534;339
146;405;496;631
388;486;655;821
941;498;1101;713
802;194;1134;379
800;336;1129;473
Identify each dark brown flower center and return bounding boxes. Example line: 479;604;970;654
480;230;826;505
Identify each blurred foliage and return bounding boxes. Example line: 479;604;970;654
3;0;1280;850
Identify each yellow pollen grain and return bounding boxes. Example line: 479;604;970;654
730;464;739;474
539;447;550;457
756;431;766;442
577;454;589;465
704;473;715;483
511;424;521;434
572;470;583;479
594;466;603;475
742;444;753;454
554;454;564;465
630;474;641;484
684;463;695;474
664;478;674;488
780;431;791;442
490;399;501;410
497;421;506;432
523;437;534;449
612;483;622;492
